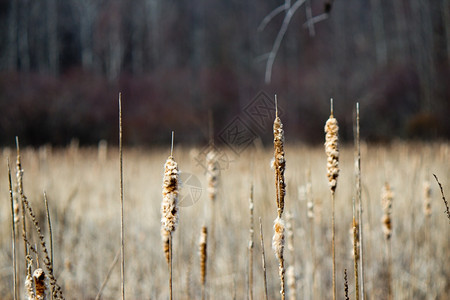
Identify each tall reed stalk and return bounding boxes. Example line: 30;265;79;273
324;99;339;300
381;183;393;300
161;132;179;300
118;93;125;300
8;159;18;300
272;96;286;299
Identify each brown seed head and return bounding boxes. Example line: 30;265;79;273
273;116;286;216
324;116;339;193
199;226;208;285
161;156;179;233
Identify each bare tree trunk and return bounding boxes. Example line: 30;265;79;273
145;0;160;68
77;0;98;72
7;0;18;70
444;0;450;61
46;0;59;74
370;0;387;66
18;0;30;71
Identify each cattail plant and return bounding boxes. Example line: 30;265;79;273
248;183;254;300
324;99;339;300
351;197;360;300
285;212;295;300
161;132;179;300
272;96;287;299
381;182;393;300
354;102;365;300
199;226;208;300
259;217;269;300
8;159;18;300
305;168;317;298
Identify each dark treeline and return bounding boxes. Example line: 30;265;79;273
0;0;448;147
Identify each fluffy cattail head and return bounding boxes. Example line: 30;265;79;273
273;115;286;217
161;156;179;233
33;268;48;300
199;226;208;285
423;181;432;217
381;183;394;239
324;111;339;194
272;217;285;260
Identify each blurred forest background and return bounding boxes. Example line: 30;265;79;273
0;0;449;147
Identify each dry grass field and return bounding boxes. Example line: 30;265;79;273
0;141;449;299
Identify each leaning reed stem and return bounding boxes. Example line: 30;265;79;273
355;102;365;300
43;192;53;300
8;159;18;300
248;184;254;300
118;93;125;300
432;174;449;223
259;217;268;300
352;198;359;300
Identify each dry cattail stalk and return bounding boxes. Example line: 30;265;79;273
22;194;64;299
324;99;339;300
248;184;254;300
259;217;269;300
355;102;365;300
161;133;179;300
381;183;393;240
272;217;285;299
352;197;360;300
285;212;295;300
273;97;286;218
8;159;18;300
423;181;432;217
272;96;286;299
199;226;208;300
118;93;125;300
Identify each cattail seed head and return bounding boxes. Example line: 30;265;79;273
273;115;286;217
272;217;285;260
381;183;393;240
33;268;48;300
199;226;208;285
423;181;432;217
161;156;179;233
324;114;339;194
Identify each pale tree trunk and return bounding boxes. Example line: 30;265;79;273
370;0;387;66
145;0;160;68
77;0;98;72
411;0;434;112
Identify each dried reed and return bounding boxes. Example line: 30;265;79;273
355;102;365;300
352;197;359;300
8;159;18;300
161;132;179;300
248;183;254;300
324;99;339;300
259;217;268;300
381;182;393;300
199;226;208;300
118;93;125;300
432;174;449;223
272;96;286;299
